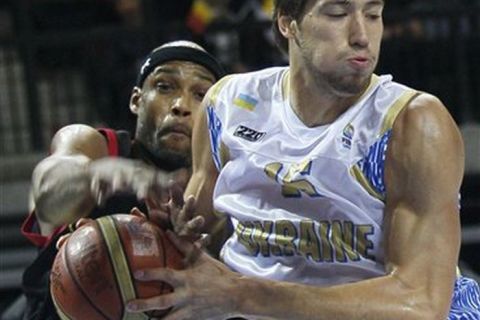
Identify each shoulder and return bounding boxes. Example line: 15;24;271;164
206;67;287;107
387;92;464;193
51;124;109;158
393;93;462;146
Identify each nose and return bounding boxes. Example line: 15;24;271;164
349;13;369;48
170;94;192;118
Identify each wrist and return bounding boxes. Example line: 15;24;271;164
232;275;269;318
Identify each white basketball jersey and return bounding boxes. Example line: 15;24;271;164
206;67;418;287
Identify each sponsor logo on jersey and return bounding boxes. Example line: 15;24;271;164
341;123;355;149
234;125;266;142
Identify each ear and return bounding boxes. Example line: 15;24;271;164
278;15;296;39
129;87;142;115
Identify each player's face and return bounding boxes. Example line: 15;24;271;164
133;61;215;167
291;0;384;96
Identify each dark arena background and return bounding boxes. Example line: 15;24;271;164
0;0;479;314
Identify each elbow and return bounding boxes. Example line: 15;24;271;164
403;303;449;320
390;273;451;320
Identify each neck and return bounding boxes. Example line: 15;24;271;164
285;66;371;128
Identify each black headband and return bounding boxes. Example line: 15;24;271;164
136;46;225;87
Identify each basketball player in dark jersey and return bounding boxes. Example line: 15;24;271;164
3;40;224;320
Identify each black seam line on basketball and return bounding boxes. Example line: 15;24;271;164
64;222;112;320
112;216;140;318
97;218;124;320
52;242;74;320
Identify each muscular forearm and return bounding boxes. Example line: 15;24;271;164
32;155;95;231
234;272;450;320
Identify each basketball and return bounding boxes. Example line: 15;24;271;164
50;214;183;320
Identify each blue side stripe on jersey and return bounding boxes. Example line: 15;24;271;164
206;106;223;171
448;276;480;319
357;130;463;207
356;130;392;199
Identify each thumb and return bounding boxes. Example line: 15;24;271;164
56;234;71;250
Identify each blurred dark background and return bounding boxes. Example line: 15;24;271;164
0;0;479;313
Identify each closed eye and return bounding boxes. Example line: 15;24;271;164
327;12;348;18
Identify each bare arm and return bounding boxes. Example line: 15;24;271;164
31;124;109;235
33;124;173;236
182;93;231;253
183;103;219;231
129;94;464;320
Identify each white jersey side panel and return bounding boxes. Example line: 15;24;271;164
207;67;417;286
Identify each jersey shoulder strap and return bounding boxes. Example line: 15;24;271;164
97;128;132;157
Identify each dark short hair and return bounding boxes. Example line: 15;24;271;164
272;0;309;54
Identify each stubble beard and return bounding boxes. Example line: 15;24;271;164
319;69;371;97
305;54;373;97
150;137;191;170
136;120;191;171
299;43;374;97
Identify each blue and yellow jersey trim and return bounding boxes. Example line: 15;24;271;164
351;89;419;201
207;74;234;106
379;89;420;135
206;75;234;172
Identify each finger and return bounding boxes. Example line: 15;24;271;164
148;209;172;230
143;185;168;204
134;268;184;287
178;216;205;237
177;196;196;224
174;196;197;235
153;170;174;189
96;181;113;206
130;207;146;219
136;185;149;201
111;174;123;192
183;195;196;214
126;292;179;313
90;178;103;205
166;230;203;265
168;182;184;208
56;234;71;250
145;195;162;211
196;233;212;249
75;218;92;229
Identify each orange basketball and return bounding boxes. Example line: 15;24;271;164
50;214;183;320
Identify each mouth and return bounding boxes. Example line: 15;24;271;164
347;56;372;70
159;124;191;138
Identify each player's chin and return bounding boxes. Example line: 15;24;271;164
160;134;191;150
160;137;190;155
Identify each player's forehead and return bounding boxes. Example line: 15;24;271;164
149;60;215;83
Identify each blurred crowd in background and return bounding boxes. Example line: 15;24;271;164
1;0;479;139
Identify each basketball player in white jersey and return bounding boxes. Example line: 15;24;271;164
127;0;480;319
